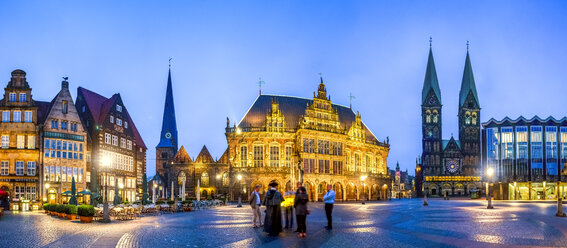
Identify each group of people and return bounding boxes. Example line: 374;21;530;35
249;180;336;237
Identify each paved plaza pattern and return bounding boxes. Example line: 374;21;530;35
2;199;567;247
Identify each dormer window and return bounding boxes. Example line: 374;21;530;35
110;116;114;124
117;118;122;126
62;100;68;114
9;93;16;102
19;93;26;102
124;122;128;129
116;105;122;112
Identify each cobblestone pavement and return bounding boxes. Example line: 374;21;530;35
2;199;567;248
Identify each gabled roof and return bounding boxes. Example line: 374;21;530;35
195;145;215;163
422;48;442;105
78;87;146;149
442;137;461;151
173;145;192;163
36;100;54;124
459;51;480;107
217;147;229;164
237;95;378;142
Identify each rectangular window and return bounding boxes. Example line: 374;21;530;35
17;135;25;149
105;133;111;144
1;135;9;148
51;119;58;129
270;146;279;167
253;146;264;167
27;187;36;201
50;166;55;181
303;159;315;173
62;100;68;114
16;161;24;175
19;93;26;102
355;153;361;172
124;122;128;129
79;168;83;182
531;126;544;178
110;115;114;123
2;111;9;122
9;93;16;102
0;161;8;175
70;123;77;131
74;167;78;181
27;135;35;149
24;111;32;122
285;146;292;167
501;127;514;159
117;118;122;126
240;146;248;167
13;111;21;122
112;135;118;146
62;166;67;182
318;160;329;174
120;138;126;148
127;140;132;150
116;105;122;112
303;138;308;153
61;121;68;130
309;139;315;153
546;126;558;176
333;161;343;175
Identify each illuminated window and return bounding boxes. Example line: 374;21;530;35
432;110;438;123
105;133;111;144
1;135;9;148
17;135;25;149
27;136;35;149
240;146;247;167
270;146;279;167
425;110;431;123
112;135;118;146
285;146;292;167
0;161;8;175
222;172;229;186
253;146;263;167
201;172;209;187
120;138;126;148
62;100;68;114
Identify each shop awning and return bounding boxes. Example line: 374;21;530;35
78;190;91;195
62;191;72;196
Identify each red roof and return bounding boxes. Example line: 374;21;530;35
78;87;146;149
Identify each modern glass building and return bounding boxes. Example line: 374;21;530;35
482;116;567;200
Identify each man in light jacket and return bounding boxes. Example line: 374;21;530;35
249;185;262;228
323;184;335;230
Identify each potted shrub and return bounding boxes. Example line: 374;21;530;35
57;205;67;218
167;200;174;205
78;205;95;223
156;200;165;205
67;205;78;220
43;203;50;214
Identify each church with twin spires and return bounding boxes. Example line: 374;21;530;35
419;44;482;197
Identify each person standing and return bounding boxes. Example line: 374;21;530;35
249;185;262;228
263;180;284;236
283;187;295;229
323;184;335;230
294;186;309;238
294;181;303;232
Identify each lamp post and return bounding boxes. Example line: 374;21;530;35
360;175;367;205
237;174;242;207
153;184;157;204
101;156;111;223
216;174;221;197
557;181;566;217
486;167;494;209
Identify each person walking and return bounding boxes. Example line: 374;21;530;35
263;180;284;236
294;186;309;238
283;188;295;229
294;181;303;232
323;184;335;230
249;185;262;228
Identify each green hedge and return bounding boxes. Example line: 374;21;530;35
77;205;95;217
68;205;78;215
43;203;51;211
56;204;67;213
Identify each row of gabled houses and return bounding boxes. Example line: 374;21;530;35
0;69;146;211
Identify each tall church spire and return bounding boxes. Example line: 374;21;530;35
157;68;178;150
422;45;441;105
459;50;480;108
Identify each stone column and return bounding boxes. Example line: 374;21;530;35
182;177;186;201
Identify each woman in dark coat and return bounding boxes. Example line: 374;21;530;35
262;181;284;236
294;186;309;237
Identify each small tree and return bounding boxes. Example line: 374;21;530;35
113;178;122;205
69;177;78;205
142;175;149;205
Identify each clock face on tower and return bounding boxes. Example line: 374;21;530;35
428;97;436;105
446;159;460;174
165;132;172;139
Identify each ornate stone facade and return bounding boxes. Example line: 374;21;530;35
225;79;391;201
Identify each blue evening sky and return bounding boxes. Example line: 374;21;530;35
1;1;566;176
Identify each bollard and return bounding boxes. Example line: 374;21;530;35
556;198;566;217
423;194;428;206
237;195;242;208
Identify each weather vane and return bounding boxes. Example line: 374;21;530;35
429;36;432;47
467;40;470;50
349;92;356;109
169;57;172;68
258;77;266;96
62;76;68;81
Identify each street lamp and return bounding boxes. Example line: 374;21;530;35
153;184;157;204
486;167;494;209
101;156;111;223
360;175;367;205
237;174;242;207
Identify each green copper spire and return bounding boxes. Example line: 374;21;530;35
422;46;441;105
459;50;480;107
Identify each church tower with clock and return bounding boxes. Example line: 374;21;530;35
420;42;482;197
156;68;179;176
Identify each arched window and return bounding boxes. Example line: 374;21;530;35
432;110;438;123
471;112;477;125
178;171;186;185
425;110;431;123
465;111;471;125
222;172;229;187
201;172;209;187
